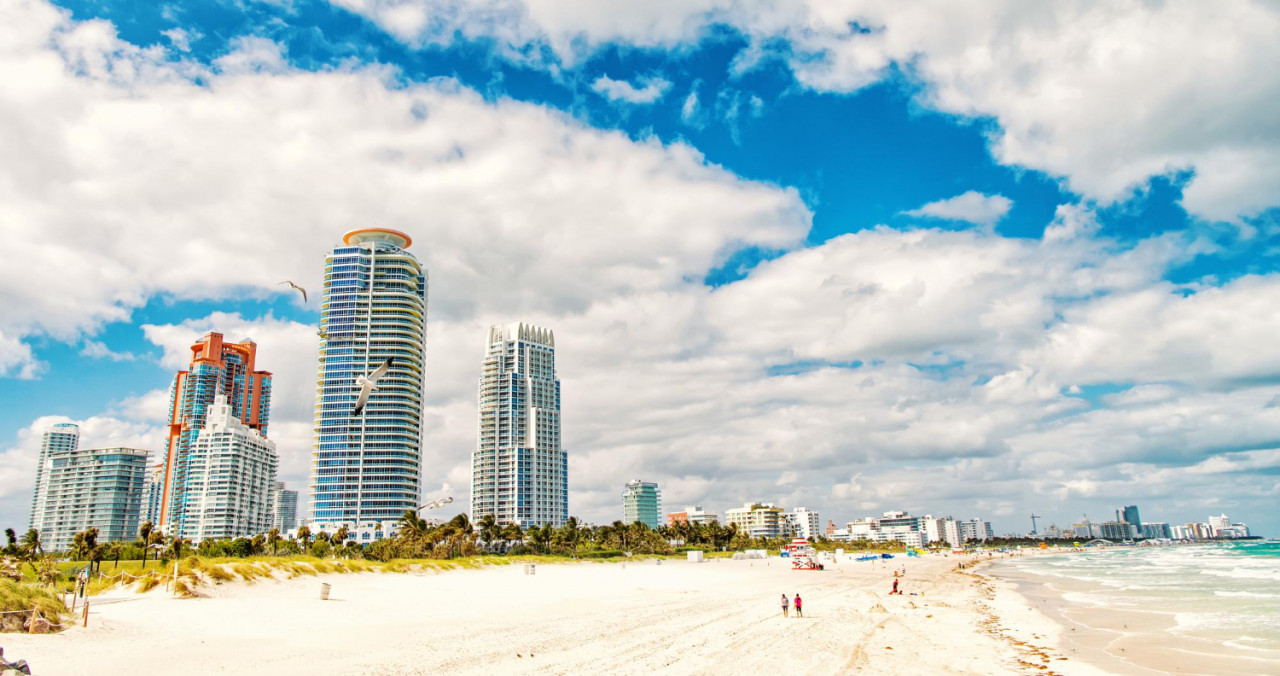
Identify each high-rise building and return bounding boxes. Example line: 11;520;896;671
180;395;278;542
724;503;785;539
161;333;272;535
622;480;661;529
29;422;79;532
139;461;165;527
310;228;428;537
33;446;150;552
1208;513;1231;536
786;507;821;540
1118;505;1141;528
471;323;566;528
273;482;298;532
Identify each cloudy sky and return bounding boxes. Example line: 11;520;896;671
3;0;1279;537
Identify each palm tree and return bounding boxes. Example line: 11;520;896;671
19;528;42;559
251;533;266;555
267;528;281;557
106;542;123;570
502;521;523;542
398;510;429;541
168;535;186;560
561;517;581;557
3;528;16;556
138;521;154;569
333;526;350;547
476;514;499;545
296;525;313;551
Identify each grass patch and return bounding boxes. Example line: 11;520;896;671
0;579;70;629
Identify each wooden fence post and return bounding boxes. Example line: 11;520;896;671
82;601;89;628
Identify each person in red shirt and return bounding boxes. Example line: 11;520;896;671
794;593;803;617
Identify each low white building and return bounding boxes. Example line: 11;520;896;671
180;396;278;542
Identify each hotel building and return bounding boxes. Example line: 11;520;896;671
310;228;428;538
180;396;278;542
622;480;661;529
471;323;567;528
29;422;79;532
724;503;786;539
785;507;821;540
161;333;272;535
29;436;149;552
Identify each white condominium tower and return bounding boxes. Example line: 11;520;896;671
472;323;566;528
29;422;79;532
30;440;150;552
310;228;427;536
181;395;278;542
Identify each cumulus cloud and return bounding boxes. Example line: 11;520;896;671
590;74;671;104
80;339;136;362
902;191;1012;227
329;0;1280;222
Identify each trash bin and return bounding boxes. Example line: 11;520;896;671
320;583;331;600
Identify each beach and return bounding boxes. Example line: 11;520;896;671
4;553;1114;676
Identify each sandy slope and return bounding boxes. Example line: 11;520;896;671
5;555;1108;675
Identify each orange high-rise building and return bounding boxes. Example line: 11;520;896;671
159;333;272;533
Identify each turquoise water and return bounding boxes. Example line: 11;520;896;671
1004;542;1280;657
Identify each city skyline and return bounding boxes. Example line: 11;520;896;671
2;0;1280;537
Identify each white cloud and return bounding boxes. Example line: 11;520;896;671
162;27;191;52
80;339;136;362
590;74;671;104
902;191;1012;227
0;329;41;379
329;0;1280;223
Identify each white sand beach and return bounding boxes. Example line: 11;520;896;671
6;554;1112;676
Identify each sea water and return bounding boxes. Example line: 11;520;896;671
1003;541;1280;659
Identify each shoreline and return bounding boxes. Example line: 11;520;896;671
977;552;1280;676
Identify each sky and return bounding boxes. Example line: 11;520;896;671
2;0;1279;537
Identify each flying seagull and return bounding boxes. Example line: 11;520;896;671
352;357;394;417
416;496;454;512
279;280;307;303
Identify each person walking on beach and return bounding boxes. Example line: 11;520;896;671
891;578;899;595
781;593;790;617
794;593;803;618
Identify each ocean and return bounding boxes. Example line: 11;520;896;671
996;541;1280;671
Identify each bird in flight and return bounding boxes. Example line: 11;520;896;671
279;280;307;303
417;496;454;512
352;357;394;417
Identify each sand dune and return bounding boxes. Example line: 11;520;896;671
5;555;1109;675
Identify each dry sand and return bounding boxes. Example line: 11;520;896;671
7;554;1114;675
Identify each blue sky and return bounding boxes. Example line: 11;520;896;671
3;0;1279;537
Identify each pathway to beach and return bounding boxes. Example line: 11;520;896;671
6;555;1107;675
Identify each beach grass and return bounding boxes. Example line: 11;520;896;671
0;579;70;628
